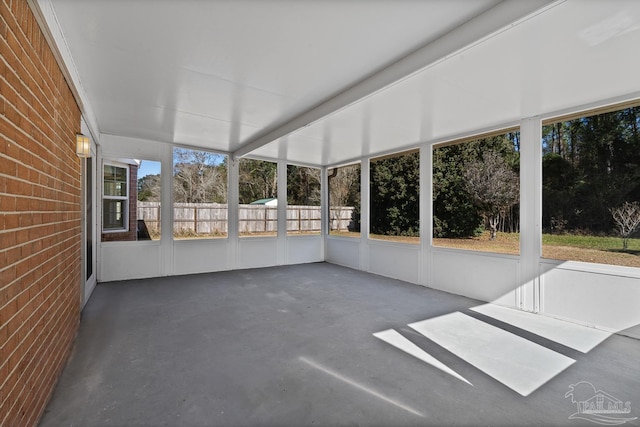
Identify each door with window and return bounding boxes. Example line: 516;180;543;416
82;150;97;307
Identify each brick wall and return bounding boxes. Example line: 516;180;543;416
0;1;82;426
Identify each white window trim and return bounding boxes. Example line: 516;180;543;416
102;161;130;233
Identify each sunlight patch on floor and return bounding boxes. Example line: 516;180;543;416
409;312;575;396
373;329;472;385
470;304;611;353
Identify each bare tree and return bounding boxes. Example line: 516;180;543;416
464;150;519;240
173;148;227;203
610;201;640;249
138;173;161;201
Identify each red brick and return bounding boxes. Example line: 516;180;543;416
2;213;19;229
0;194;16;211
0;265;16;287
1;2;81;425
0;154;17;175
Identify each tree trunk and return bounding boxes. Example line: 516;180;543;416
489;215;499;240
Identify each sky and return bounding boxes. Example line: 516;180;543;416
137;150;227;179
138;160;161;178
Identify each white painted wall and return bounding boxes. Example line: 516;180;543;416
173;239;230;276
100;241;162;281
368;240;420;284
326;237;360;270
540;261;640;340
237;238;279;270
430;249;520;307
287;236;324;265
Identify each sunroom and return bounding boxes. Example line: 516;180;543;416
2;0;640;425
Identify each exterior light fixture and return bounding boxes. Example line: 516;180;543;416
76;133;91;158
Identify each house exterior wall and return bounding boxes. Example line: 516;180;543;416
0;1;82;425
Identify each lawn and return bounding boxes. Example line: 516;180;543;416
329;231;639;268
542;233;640;251
541;233;640;267
435;232;640;268
434;232;519;255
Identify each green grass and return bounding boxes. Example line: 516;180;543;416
327;230;640;266
542;234;640;252
432;231;640;267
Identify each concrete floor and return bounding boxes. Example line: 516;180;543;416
40;263;640;426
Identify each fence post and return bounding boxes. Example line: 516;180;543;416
194;206;198;234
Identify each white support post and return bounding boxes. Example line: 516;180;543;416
519;117;543;312
320;166;328;260
160;143;174;277
419;145;433;287
277;161;288;265
228;158;239;269
360;159;370;272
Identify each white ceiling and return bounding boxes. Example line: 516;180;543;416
38;0;640;166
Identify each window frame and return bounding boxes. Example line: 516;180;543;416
102;161;130;233
172;147;229;240
369;149;420;243
540;102;640;267
238;157;278;238
431;129;521;255
327;162;361;238
286;163;322;236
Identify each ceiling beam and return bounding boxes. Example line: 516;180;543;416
232;0;560;160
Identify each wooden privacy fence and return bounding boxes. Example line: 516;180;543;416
137;202;161;235
137;202;354;235
239;204;277;234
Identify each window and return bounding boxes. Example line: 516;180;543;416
103;163;128;232
542;105;640;267
287;165;321;235
239;158;277;237
432;130;520;255
328;163;360;237
102;159;162;242
173;148;228;239
370;150;419;243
